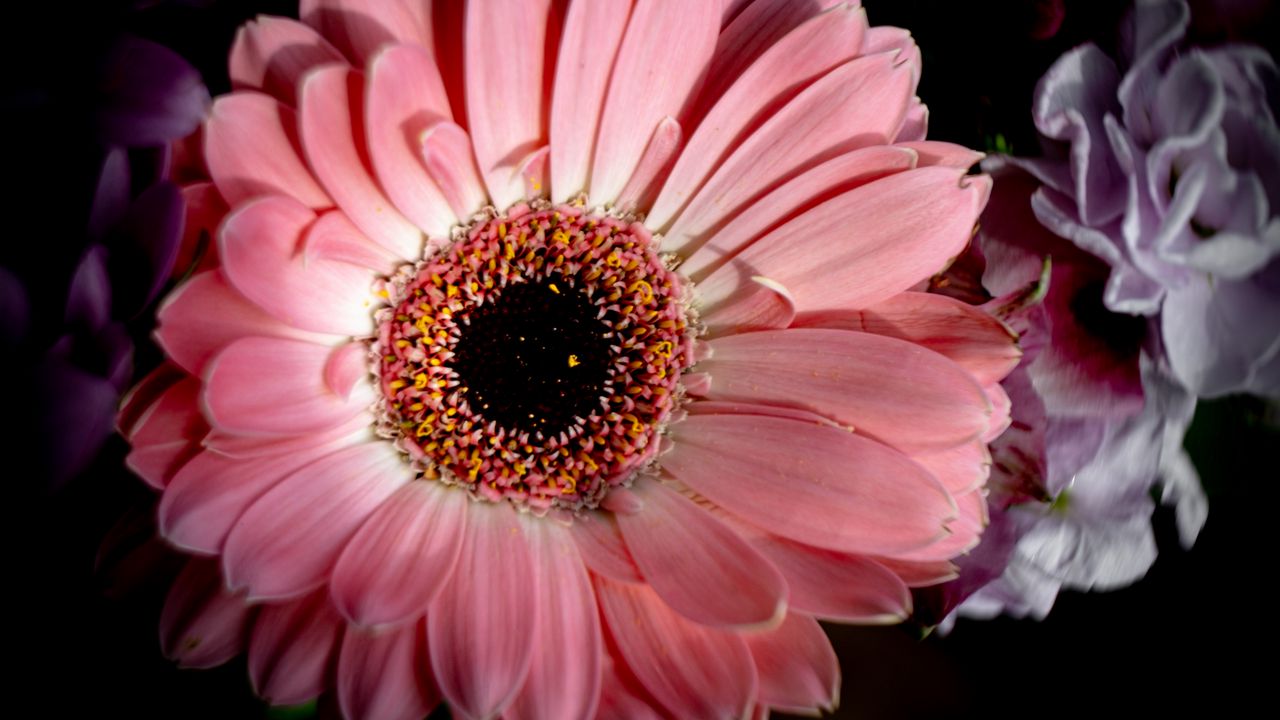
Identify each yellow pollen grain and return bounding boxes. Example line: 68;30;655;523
549;283;561;294
568;354;580;368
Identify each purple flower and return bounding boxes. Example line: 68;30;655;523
3;33;207;489
1009;0;1280;398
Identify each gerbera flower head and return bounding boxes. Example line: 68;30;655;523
122;1;1015;717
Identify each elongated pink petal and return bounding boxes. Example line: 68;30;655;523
155;271;339;377
299;0;434;66
160;558;252;669
160;448;326;555
697;167;991;316
338;622;439;720
748;613;839;715
694;0;850;125
698;328;991;453
596;576;758;720
219;195;378;336
249;590;344;705
117;362;185;438
507;521;603;720
299;64;423;260
302;208;403;275
899;140;984;169
896;98;929;142
205;92;331;209
795;291;1020;386
429;502;538;720
892;489;986;563
223;441;409;601
615;117;682;213
662;52;914;249
984;381;1013;441
911;440;991;496
649;4;867;231
366;43;456;238
229;15;345;106
324;341;368;399
590;0;720;203
465;0;554;209
700;274;797;336
330;481;468;627
749;531;912;623
419;121;487;221
596;654;667;720
616;479;786;629
203;412;373;459
204;337;373;436
872;557;960;587
125;376;206;489
663;412;955;555
569;512;643;583
549;0;632;202
680;145;916;278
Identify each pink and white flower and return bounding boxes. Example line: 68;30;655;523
121;1;1015;717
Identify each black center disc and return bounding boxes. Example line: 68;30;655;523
450;278;613;435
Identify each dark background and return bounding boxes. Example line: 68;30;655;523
8;1;1277;717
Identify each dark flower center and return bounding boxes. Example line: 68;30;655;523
451;279;613;436
373;204;692;511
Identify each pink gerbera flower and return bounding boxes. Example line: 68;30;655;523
120;1;1017;717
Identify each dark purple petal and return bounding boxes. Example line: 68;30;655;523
108;180;185;315
94;35;209;148
89;147;132;241
65;245;112;331
0;266;30;349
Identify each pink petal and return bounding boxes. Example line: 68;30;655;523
663;412;955;555
569;512;643;583
595;654;667;720
203;412;374;459
324;341;368;399
117;362;185;438
516;144;550;199
125;376;206;489
464;0;554;209
697;328;991;454
302;207;403;275
160;448;325;555
899;140;984;169
747;613;839;715
506;521;603;720
299;0;434;66
891;489;986;563
754;532;911;623
205;92;331;209
229;15;345;106
419;120;488;220
616;479;786;629
896;97;929;142
697;167;991;316
910;440;991;496
365;43;456;237
338;621;439;720
649;4;867;231
661;52;914;249
679;145;917;278
548;0;631;203
984;381;1013;442
590;0;720;204
299;64;423;260
795;291;1020;387
219;195;378;336
614;117;682;213
155;270;339;377
330;481;468;627
204;337;373;436
223;441;409;601
596;576;758;719
872;557;960;587
160;558;252;669
700;273;797;336
249;589;344;705
429;502;538;720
